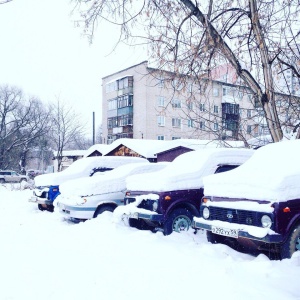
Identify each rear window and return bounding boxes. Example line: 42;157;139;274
215;165;238;174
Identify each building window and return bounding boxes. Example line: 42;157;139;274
186;101;194;110
118;94;133;108
172;79;184;91
200;120;205;129
213;88;219;97
237;91;243;100
247;125;252;134
188;83;193;93
172;118;181;127
119;114;133;126
117;76;133;90
157;116;165;126
158;77;164;88
247;109;251;118
213;105;219;114
172;98;181;108
188;119;194;128
199;103;205;112
107;117;118;129
214;122;218;131
172;136;181;140
106;81;118;93
157;96;165;107
157;135;165;140
108;98;118;110
223;87;228;96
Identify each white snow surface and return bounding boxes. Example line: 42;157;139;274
57;162;169;201
126;148;254;192
1;184;300;300
203;140;300;201
34;156;147;186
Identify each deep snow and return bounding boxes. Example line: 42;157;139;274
1;184;300;300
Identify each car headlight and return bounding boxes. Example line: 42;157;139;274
261;215;272;228
152;200;158;212
203;207;210;219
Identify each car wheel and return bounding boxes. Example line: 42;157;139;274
38;204;46;211
94;205;115;218
280;224;300;259
163;208;193;236
0;179;5;183
21;178;27;182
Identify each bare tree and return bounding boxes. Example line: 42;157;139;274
0;85;52;171
50;98;86;172
73;0;300;142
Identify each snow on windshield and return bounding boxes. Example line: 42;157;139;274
203;140;300;202
126;148;254;192
58;162;169;197
34;156;147;186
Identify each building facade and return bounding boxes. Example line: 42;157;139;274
102;61;262;144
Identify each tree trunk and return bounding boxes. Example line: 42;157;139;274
181;0;283;142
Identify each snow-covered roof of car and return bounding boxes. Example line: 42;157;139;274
34;156;148;186
126;148;254;192
203;140;300;202
58;162;169;198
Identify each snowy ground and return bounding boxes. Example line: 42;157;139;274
1;184;300;300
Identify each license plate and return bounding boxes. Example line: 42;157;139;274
211;226;239;238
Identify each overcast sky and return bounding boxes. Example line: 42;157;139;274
0;0;147;138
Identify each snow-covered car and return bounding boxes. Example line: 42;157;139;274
29;156;148;212
192;140;300;259
120;148;254;235
56;162;169;222
0;170;29;183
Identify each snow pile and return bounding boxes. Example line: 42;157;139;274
1;187;300;300
203;140;300;201
58;162;169;199
126;148;254;192
34;156;147;186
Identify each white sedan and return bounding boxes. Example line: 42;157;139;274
56;162;168;222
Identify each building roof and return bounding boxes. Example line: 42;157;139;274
155;139;245;155
103;138;166;158
84;144;110;157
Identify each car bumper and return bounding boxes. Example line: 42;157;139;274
28;196;53;206
126;211;164;222
192;218;283;244
57;202;96;221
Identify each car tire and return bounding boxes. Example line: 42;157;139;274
163;208;193;236
94;205;115;218
38;204;46;211
280;224;300;259
21;178;27;182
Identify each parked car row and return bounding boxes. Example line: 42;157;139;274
28;140;300;260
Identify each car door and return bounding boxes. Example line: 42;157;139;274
4;171;14;182
10;172;20;182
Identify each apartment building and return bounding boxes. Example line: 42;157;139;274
102;61;260;144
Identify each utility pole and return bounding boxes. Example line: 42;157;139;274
93;112;95;145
